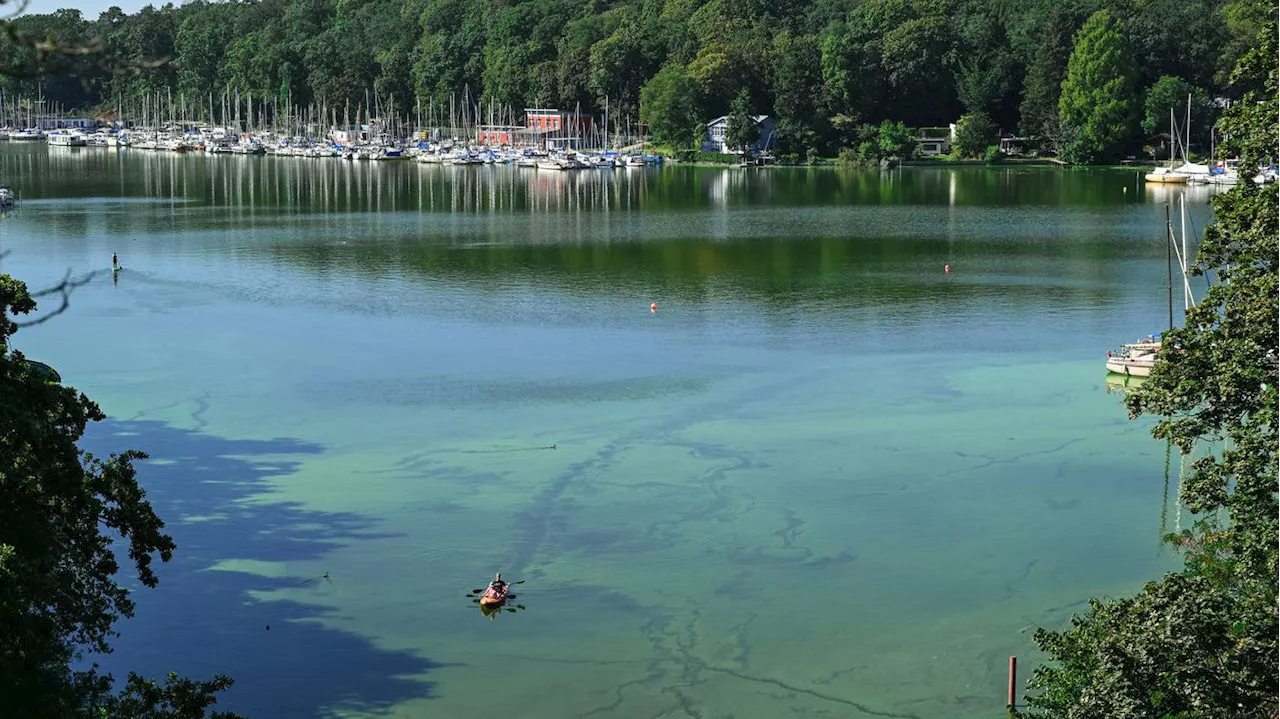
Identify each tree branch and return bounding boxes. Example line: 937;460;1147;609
13;266;107;328
0;0;173;81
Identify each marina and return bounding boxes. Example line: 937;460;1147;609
0;91;665;170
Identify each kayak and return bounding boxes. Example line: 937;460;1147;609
479;586;515;607
479;591;514;607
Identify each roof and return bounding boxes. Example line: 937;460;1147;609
706;115;770;127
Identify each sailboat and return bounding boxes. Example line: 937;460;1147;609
1105;195;1198;377
1145;96;1213;184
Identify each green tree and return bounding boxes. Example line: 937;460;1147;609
587;17;658;119
1017;3;1074;153
1141;75;1213;143
820;0;958;128
953;0;1016;124
724;88;757;155
174;4;234;101
771;30;827;155
1024;15;1279;718
1112;0;1228;92
1;0;1263;148
876;119;914;161
1058;10;1140;164
952;111;995;159
639;63;698;149
0;275;242;718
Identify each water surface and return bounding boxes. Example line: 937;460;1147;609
1;145;1215;718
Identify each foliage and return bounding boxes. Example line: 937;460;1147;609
1024;9;1278;717
1058;10;1139;164
952;111;995;159
104;673;241;719
771;30;826;155
982;144;1000;164
877;119;915;161
1027;570;1277;719
640;63;698;149
724;88;757;154
691;151;739;164
1018;3;1075;153
833;121;880;167
0;0;1265;161
0;275;241;718
1141;75;1213;139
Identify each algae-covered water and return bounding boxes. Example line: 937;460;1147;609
1;145;1215;718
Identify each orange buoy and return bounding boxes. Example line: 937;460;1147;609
650;303;657;312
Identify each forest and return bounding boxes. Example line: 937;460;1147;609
3;0;1273;161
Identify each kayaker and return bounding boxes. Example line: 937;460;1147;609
112;252;118;270
484;573;508;599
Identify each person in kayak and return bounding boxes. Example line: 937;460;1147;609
482;573;508;601
479;573;518;610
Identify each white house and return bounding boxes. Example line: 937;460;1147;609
915;125;955;156
38;118;97;131
702;115;775;154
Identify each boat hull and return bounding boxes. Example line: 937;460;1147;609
1144;172;1187;184
1105;358;1153;377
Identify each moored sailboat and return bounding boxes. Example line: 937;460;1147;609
1105;194;1198;378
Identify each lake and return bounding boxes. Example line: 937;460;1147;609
0;144;1215;719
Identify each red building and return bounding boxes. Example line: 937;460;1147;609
476;125;524;146
523;108;594;135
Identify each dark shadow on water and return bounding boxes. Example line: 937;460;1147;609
80;419;448;718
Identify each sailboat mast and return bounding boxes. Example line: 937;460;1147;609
1181;194;1191;310
1165;202;1174;331
1185;93;1191;159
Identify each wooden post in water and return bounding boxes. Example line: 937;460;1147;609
1007;655;1018;710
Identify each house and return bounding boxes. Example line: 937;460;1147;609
37;118;97;131
998;134;1031;155
915;126;954;156
701;115;774;154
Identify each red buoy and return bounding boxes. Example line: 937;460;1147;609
650;303;658;312
944;264;950;273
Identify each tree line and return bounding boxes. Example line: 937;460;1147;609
4;0;1272;162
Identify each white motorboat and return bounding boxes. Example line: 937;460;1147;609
47;130;87;147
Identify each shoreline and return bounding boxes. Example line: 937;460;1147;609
663;157;1149;170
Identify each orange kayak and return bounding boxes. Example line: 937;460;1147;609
479;587;513;607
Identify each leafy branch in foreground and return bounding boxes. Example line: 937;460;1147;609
1020;6;1278;718
0;0;170;81
1;272;242;718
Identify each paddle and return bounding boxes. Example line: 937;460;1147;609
469;579;524;594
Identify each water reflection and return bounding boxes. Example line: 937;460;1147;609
1142;180;1227;205
1105;373;1147;394
8;143;1208;215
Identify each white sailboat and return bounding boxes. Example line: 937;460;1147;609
1105;194;1198;377
1145;98;1202;184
